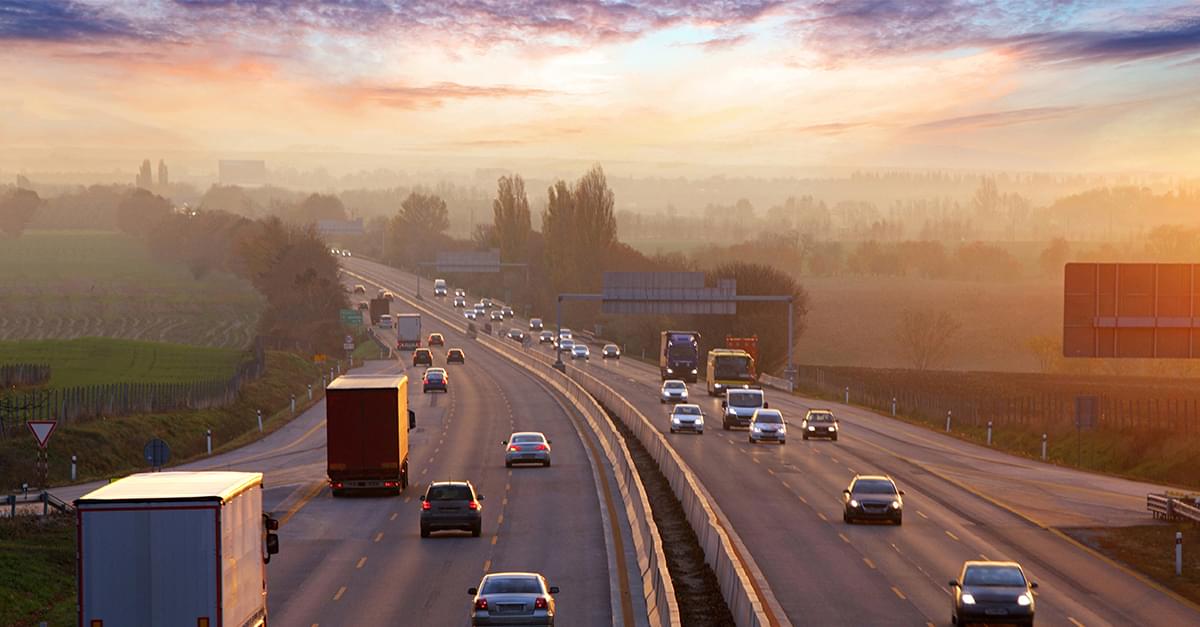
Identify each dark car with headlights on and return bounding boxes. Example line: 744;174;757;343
423;368;448;393
447;348;466;364
602;344;620;359
842;475;904;524
802;409;839;441
413;348;433;367
950;561;1037;626
469;572;558;626
420;480;482;538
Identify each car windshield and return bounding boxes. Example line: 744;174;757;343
963;566;1026;587
426;484;472;500
674;406;702;415
574;346;586;352
512;434;544;443
727;392;762;407
808;413;834;422
481;577;542;594
450;350;462;356
754;412;782;424
853;479;897;495
664;381;685;389
425;372;443;381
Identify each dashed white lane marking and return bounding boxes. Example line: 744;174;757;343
333;586;347;601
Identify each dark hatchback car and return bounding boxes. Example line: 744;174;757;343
413;348;433;367
420;481;483;538
950;561;1037;626
842;475;904;525
423;368;448;393
447;348;466;364
802;410;839;441
507;329;526;342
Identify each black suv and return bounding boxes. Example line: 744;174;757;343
413;348;434;367
420;481;483;538
842;475;904;525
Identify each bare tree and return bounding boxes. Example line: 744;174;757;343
896;308;961;370
0;188;41;238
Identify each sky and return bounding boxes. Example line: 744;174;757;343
1;0;1199;177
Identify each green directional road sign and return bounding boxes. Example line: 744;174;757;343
339;308;363;326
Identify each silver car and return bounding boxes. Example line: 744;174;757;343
504;432;552;467
469;572;559;626
571;344;590;360
660;379;688;404
669;404;704;434
749;409;787;444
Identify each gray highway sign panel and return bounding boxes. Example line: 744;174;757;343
437;249;501;273
601;272;736;314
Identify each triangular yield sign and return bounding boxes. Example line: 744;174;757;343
27;421;57;448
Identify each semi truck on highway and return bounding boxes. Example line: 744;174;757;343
660;330;701;382
706;348;758;396
75;471;280;627
394;313;422;350
368;297;390;325
326;374;413;496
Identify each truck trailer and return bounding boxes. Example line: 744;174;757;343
326;374;413;496
75;471;279;627
394;313;422;351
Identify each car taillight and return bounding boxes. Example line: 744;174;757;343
509;445;521;451
474;598;488;611
331;481;343;489
422;500;431;510
534;597;548;610
468;501;479;510
534;444;547;451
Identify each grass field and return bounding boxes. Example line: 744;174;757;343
0;515;75;627
1067;523;1200;607
0;337;246;388
0;230;263;348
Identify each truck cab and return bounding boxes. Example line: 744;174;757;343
433;278;447;296
721;388;767;430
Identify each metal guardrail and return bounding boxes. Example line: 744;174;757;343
1148;493;1200;523
5;490;74;517
758;373;794;393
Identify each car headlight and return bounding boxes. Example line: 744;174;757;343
891;500;901;509
807;426;816;431
961;593;976;605
671;416;681;424
714;383;722;388
667;368;673;373
1017;594;1031;607
849;499;859;508
691;368;698;374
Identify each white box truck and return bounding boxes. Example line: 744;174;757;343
395;312;422;350
75;471;280;627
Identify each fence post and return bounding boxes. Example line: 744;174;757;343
987;421;993;446
844;386;849;404
945;410;952;433
257;409;263;433
1177;532;1183;577
206;429;213;455
71;455;77;482
291;394;296;414
308;384;313;401
1041;433;1048;461
891;397;896;416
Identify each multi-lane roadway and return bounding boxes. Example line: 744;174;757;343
346;255;1200;627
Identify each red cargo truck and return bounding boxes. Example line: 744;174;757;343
326;374;414;496
725;336;759;380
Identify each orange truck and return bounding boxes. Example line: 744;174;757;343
725;336;759;379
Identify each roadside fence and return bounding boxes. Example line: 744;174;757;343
1148;493;1200;524
0;363;50;387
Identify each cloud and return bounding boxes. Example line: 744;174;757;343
344;81;555;109
1004;18;1200;64
0;0;154;41
689;33;751;51
790;121;871;135
908;106;1083;132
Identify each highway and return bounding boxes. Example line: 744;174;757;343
52;293;632;626
346;255;1200;627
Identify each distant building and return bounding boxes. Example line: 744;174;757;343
135;159;153;188
158;160;169;187
219;160;268;186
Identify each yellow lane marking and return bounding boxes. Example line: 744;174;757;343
333;586;347;601
753;458;761;464
945;530;960;541
497;513;504;525
1067;618;1085;627
483;559;491;572
502;497;508;505
491;535;498;545
917;511;929;519
390;512;398;521
278;481;324;527
505;483;511;491
817;512;828;521
421;468;428;476
891;586;906;600
767;468;776;475
403;497;411;503
863;557;876;569
798;495;808;504
831;457;839;463
979;553;989;561
838;533;851;544
374;532;384;543
356;557;367;569
781;481;791;489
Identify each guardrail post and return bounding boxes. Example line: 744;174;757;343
945;410;952;433
844;386;849;404
1041;433;1047;460
987;421;993;446
257;409;263;433
6;494;13;517
321;375;327;387
71;455;77;482
1177;532;1183;576
891;397;896;416
291;395;296;414
308;384;313;401
336;362;341;375
206;429;213;455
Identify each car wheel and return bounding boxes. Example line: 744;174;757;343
420;525;430;538
723;421;730;431
544;459;551;467
660;399;665;404
843;512;851;524
505;461;512;468
472;523;482;538
332;488;345;498
832;435;838;442
779;439;786;445
669;427;676;433
748;437;755;444
894;516;903;526
802;434;808;440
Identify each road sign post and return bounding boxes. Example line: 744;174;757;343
206;429;212;455
71;454;77;481
945;410;952;433
257;409;263;433
987;421;993;446
1042;433;1048;460
143;438;171;470
27;420;57;488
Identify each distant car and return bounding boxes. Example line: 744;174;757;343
341;249;351;257
539;331;554;344
507;329;526;342
802;410;839;441
423;368;448;393
842;475;903;524
557;339;575;354
529;318;544;331
382;291;394;301
433;280;447;297
465;310;478;320
669;404;704;434
353;284;366;294
504;432;551;468
428;333;445;347
501;306;514;318
413;348;433;367
950;561;1037;626
455;288;466;297
602;344;620;359
482;298;495;309
660;379;688;404
378;314;393;329
453;296;467;308
468;572;558;626
356;302;369;311
571;344;589;360
490;311;504;321
420;480;482;538
447;348;465;364
748;408;786;444
474;303;487;315
558;328;573;340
